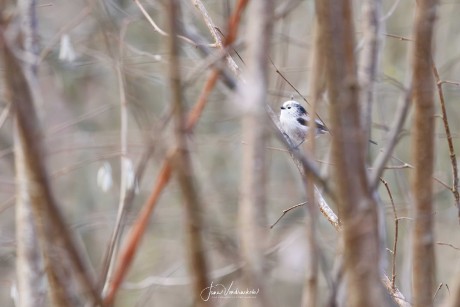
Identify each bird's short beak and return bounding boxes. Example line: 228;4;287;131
280;106;285;110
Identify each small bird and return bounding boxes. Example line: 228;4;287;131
279;99;327;147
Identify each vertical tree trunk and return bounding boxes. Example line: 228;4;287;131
168;1;210;305
0;5;100;305
411;1;438;306
238;1;273;307
315;1;387;305
15;0;46;306
301;20;323;307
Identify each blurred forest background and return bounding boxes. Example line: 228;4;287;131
0;0;459;306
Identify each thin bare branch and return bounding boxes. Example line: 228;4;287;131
100;21;130;296
432;63;460;223
370;87;411;188
436;242;460;251
270;202;308;229
381;178;399;291
358;0;382;154
134;0;198;46
191;0;240;75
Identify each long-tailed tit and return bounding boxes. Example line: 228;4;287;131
280;100;327;147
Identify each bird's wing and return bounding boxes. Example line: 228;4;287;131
297;117;307;126
297;116;328;132
314;118;328;132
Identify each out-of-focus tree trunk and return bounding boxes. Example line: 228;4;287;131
167;1;210;306
410;1;438;306
301;20;323;307
238;1;273;307
0;5;100;306
14;0;46;306
315;1;387;306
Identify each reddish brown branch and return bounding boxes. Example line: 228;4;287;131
103;160;172;305
103;69;218;303
103;3;249;301
224;0;249;46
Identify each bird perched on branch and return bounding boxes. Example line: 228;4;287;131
279;99;327;147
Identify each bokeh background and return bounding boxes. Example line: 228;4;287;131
0;0;459;306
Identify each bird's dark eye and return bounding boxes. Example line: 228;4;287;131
287;107;291;109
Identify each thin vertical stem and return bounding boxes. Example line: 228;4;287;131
431;63;460;223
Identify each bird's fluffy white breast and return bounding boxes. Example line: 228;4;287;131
280;111;308;144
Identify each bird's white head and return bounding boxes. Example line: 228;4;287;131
280;100;307;118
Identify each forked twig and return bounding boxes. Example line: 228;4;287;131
381;178;399;290
134;0;198;46
432;63;460;223
270;202;308;228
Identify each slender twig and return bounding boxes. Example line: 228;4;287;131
370;86;412;189
438;80;460;86
268;56;308;103
270;202;308;229
436;242;460;251
390;155;453;191
381;178;399;290
358;0;382;155
47;103;113;135
100;21;129;296
191;0;240;75
432;63;460;223
433;283;443;301
133;0;198;46
385;33;413;41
